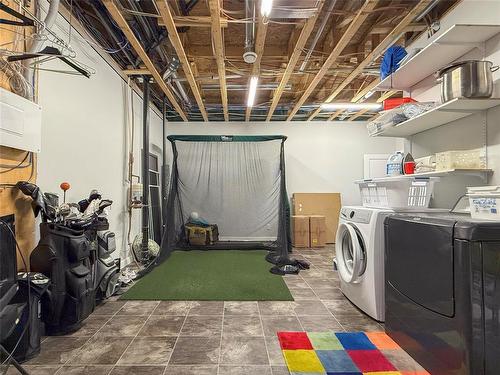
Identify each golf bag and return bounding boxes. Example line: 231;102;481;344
30;223;95;335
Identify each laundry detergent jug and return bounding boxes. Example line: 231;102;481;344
386;151;404;176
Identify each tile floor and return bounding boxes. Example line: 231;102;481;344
8;246;384;375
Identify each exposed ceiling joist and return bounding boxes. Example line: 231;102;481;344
245;12;269;122
208;0;229;121
123;68;150;76
102;0;188;121
158;15;229;28
311;0;432;121
265;1;324;121
286;0;379;121
156;0;208;121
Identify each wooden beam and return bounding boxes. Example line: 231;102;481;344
158;15;228;28
123;68;150;75
265;1;324;121
287;0;379;121
208;0;229;121
102;0;188;121
315;0;431;119
245;10;268;122
156;1;208;121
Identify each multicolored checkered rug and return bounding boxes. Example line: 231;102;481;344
277;331;429;374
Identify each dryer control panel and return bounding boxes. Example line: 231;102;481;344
340;207;372;224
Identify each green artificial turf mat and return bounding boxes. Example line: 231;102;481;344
120;250;294;301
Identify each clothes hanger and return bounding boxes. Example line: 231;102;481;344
7;45;92;78
0;1;35;27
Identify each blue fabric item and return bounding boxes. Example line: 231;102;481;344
380;45;407;80
188;218;210;226
316;350;360;373
335;332;376;350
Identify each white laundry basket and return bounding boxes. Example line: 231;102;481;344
356;177;438;210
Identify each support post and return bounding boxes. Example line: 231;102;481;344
141;76;150;256
161;95;168;229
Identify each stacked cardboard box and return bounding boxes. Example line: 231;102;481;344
292;193;341;243
292;215;327;248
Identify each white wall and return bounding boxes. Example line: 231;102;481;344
401;0;500;207
36;3;165;262
164;122;399;206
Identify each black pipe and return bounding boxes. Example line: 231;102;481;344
141;77;150;255
161;95;168;230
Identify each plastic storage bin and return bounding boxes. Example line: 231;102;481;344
467;186;500;220
435;148;486;170
356;177;438;210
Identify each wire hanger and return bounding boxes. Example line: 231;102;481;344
0;1;35;27
7;46;92;78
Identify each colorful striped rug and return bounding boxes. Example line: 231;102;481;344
277;331;429;374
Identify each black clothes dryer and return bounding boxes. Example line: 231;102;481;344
384;213;500;375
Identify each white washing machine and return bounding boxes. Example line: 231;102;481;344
335;205;394;322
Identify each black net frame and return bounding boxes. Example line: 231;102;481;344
143;135;294;274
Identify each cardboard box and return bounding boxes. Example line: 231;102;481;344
293;193;341;243
292;215;310;248
309;215;326;247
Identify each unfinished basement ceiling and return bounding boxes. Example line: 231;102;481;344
64;0;459;122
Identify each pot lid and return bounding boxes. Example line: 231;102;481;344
438;59;493;77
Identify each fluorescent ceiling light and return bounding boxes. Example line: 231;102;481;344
320;102;382;111
247;76;258;107
261;0;273;17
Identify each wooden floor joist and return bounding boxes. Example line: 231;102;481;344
265;1;324;122
245;13;268;122
158;16;229;28
310;0;432;121
286;0;379;121
208;0;229;121
156;0;208;121
102;0;188;121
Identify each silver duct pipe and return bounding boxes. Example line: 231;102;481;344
414;0;441;22
243;0;257;63
299;0;337;72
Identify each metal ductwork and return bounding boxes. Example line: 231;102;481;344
243;0;257;64
299;0;336;71
270;0;321;19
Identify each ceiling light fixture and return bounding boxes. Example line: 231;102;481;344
247;76;258;107
364;90;374;99
261;0;273;17
320;102;382;111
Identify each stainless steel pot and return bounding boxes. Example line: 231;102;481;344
438;60;499;102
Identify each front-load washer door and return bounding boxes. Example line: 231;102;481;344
336;222;367;283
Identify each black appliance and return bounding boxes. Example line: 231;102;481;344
385;213;500;375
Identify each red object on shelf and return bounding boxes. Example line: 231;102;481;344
404;161;416;175
383;97;417;111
